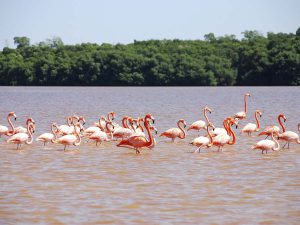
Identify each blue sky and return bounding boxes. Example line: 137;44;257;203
0;0;299;49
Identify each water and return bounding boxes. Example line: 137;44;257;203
0;87;299;224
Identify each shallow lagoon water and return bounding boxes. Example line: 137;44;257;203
0;87;299;224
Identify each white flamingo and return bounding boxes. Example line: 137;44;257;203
36;123;58;146
251;131;280;154
7;122;35;150
241;110;262;136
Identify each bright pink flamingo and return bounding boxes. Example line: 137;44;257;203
234;93;251;120
0;112;17;137
251;131;280;154
190;123;214;153
211;117;238;151
88;122;114;146
241;110;262;136
160;119;187;142
117;114;155;154
15;117;35;133
95;112;116;130
36;123;58;146
7;122;35;150
188;106;212;134
54;122;83;151
259;113;286;139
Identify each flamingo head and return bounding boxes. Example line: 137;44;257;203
278;113;286;122
79;116;86;125
9;112;17;120
26;117;35;125
204;106;212;114
245;93;251;97
145;114;155;125
256;110;262;117
179;119;187;128
150;126;158;134
207;122;215;130
228;117;238;129
106;121;114;131
110;111;115;120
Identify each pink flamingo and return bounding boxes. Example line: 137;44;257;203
277;120;300;148
0;112;17;137
251;131;280;154
188;106;212;134
241;110;262;136
7;122;35;150
160;119;187;142
190;123;214;153
54;122;83;151
56;116;73;135
117;114;155;154
259;113;286;139
36;123;58;146
211;117;238;151
88;122;114;146
234;93;251;120
15;117;35;133
83;117;104;137
95;112;116;130
113;116;135;140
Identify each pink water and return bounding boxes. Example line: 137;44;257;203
0;87;299;224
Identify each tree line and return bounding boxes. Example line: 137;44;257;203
0;29;299;86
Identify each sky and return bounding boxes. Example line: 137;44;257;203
0;0;299;49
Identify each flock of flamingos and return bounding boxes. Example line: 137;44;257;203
0;93;299;154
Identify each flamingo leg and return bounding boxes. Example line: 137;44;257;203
265;135;269;140
44;142;46;146
261;150;264;154
194;147;201;153
283;142;287;149
64;145;66;151
288;142;290;149
172;138;175;143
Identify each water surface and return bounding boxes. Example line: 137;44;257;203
0;87;299;224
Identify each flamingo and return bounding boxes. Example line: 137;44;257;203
7;122;35;150
160;119;187;142
211;117;238;151
83;117;103;137
15;117;35;133
117;114;155;154
234;93;251;120
241;110;262;136
88;122;114;146
0;112;17;137
95;112;116;130
113;116;135;140
251;131;280;154
56;116;73;135
277;124;300;149
190;123;214;153
36;123;58;146
259;113;286;139
187;106;212;135
54;122;83;151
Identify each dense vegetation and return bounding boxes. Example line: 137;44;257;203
0;29;299;86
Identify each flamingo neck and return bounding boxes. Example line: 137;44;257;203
121;117;128;128
255;112;260;131
278;115;286;132
177;121;186;139
144;118;153;147
204;108;210;123
271;132;280;150
228;122;236;145
67;117;72;126
51;124;58;143
106;123;114;140
7;114;15;135
207;125;213;146
223;119;229;135
73;124;81;146
244;95;248;114
26;124;33;144
138;118;144;132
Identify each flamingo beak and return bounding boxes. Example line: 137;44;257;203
184;124;187;128
152;119;155;124
236;125;238;129
155;130;158;134
260;115;262;118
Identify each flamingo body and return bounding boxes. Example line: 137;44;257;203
36;133;54;144
187;120;206;132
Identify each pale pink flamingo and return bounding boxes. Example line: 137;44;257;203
95;112;116;130
54;122;83;151
160;119;187;142
188;106;212;135
234;93;251;120
56;116;73;135
88;122;114;146
117;114;155;154
7;122;35;150
83;117;103;137
251;131;280;154
0;112;17;137
211;117;238;151
259;113;286;139
15;117;35;133
190;123;214;153
277;121;300;149
241;110;262;136
36;123;58;146
113;116;135;140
